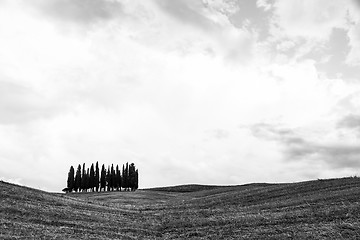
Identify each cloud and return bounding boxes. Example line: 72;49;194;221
212;129;230;140
250;123;305;145
346;24;360;66
2;0;255;65
336;113;360;139
30;0;123;26
333;88;360;118
204;129;230;141
154;0;254;63
337;114;360;132
228;0;273;41
156;0;218;32
313;28;360;79
250;123;360;170
271;0;349;41
0;80;62;124
256;0;273;11
262;0;359;69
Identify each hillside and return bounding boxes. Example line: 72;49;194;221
2;177;360;239
0;181;162;239
144;184;225;192
145;183;275;193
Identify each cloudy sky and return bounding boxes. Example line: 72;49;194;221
1;0;360;192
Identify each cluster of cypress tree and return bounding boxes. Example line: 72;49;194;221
66;162;138;193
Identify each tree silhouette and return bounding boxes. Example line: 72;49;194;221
121;164;126;190
111;164;116;191
116;165;121;191
95;161;100;192
65;162;138;192
67;166;75;192
90;164;95;192
100;164;106;191
135;169;139;190
86;168;90;191
129;163;136;191
106;166;111;191
74;164;81;192
81;163;86;192
125;162;129;191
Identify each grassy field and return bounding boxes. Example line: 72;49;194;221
2;177;360;239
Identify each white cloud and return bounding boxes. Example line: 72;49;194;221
0;80;60;124
256;0;272;11
272;0;349;41
264;0;359;67
276;40;296;51
346;24;360;65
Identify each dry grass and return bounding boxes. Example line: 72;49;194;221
2;177;360;239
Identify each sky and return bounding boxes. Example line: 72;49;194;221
0;0;360;192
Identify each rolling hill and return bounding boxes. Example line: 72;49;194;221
2;177;360;239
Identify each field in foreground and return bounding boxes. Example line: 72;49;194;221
2;178;360;239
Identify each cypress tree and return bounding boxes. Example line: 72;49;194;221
74;164;81;192
86;168;90;191
111;164;115;191
119;167;122;191
121;164;126;189
95;161;99;192
100;164;106;191
67;166;75;192
81;163;86;192
116;165;121;191
106;166;111;191
135;169;139;190
125;162;129;191
90;163;95;192
114;165;118;191
129;163;136;191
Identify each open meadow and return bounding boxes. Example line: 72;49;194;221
2;177;360;239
